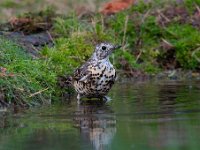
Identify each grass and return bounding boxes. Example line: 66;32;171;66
0;37;57;106
164;24;200;69
0;0;200;106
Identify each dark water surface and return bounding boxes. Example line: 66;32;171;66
0;80;200;150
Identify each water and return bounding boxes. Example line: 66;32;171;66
0;80;200;150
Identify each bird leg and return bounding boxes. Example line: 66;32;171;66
77;94;82;104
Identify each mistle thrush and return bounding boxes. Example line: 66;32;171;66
69;42;121;103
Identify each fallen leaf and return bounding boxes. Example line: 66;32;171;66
0;67;15;77
100;0;135;15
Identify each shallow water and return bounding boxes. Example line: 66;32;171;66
0;80;200;150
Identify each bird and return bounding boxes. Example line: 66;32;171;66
68;42;121;104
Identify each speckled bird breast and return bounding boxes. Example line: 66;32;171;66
74;60;116;97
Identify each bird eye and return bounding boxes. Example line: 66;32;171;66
102;46;106;50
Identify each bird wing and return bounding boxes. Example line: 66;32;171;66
73;59;93;82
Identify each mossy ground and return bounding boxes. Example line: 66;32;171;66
0;0;200;107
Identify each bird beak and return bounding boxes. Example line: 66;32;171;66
114;45;121;49
109;45;121;55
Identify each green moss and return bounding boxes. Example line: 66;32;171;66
143;63;161;74
41;36;93;75
139;16;162;59
130;1;152;13
164;24;200;69
0;37;57;105
183;0;200;12
54;15;82;37
52;0;199;72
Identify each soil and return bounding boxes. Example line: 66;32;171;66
0;31;54;57
0;10;56;57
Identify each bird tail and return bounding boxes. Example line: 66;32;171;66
65;76;73;85
58;75;73;89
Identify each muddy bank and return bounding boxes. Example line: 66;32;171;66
0;1;200;108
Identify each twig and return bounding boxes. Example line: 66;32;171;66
192;47;200;63
31;44;39;52
46;30;55;44
101;15;104;33
134;10;151;59
158;11;170;22
0;99;9;107
135;50;143;62
122;15;129;51
196;5;200;14
141;9;151;23
161;38;173;47
29;88;49;98
91;18;97;33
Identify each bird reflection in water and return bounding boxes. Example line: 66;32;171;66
73;100;116;150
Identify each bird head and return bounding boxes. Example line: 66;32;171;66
92;42;121;60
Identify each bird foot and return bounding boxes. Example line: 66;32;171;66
102;96;112;103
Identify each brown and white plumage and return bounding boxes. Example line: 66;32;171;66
70;43;121;103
